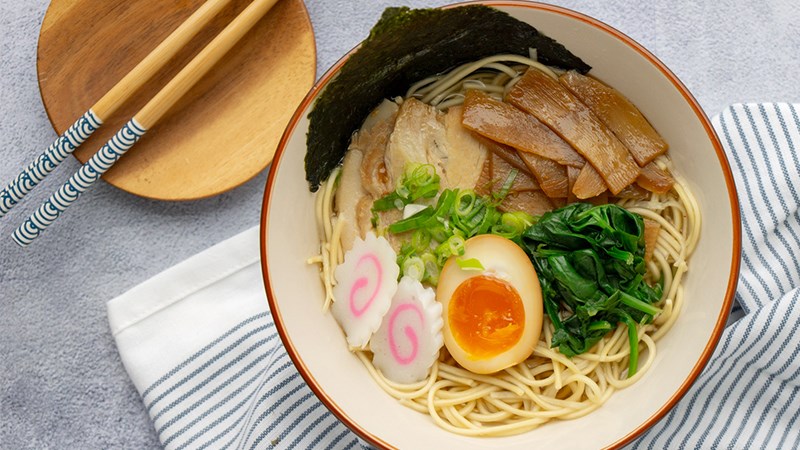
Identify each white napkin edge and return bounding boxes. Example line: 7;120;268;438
106;225;261;337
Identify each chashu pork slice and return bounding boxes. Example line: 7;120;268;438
507;68;640;195
336;100;400;251
560;71;667;167
439;106;488;190
357;99;400;197
336;148;367;252
385;98;448;187
385;99;487;191
461;90;585;168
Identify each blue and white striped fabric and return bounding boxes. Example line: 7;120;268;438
108;103;800;449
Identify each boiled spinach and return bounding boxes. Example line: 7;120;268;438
522;203;662;376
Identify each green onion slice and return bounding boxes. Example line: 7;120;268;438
456;257;485;271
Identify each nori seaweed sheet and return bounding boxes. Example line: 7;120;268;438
305;5;591;191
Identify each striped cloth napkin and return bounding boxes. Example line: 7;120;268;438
107;103;800;449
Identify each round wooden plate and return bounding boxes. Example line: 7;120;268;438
36;0;316;200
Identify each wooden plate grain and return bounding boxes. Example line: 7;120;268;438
36;0;316;200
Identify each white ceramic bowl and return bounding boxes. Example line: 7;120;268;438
260;1;741;448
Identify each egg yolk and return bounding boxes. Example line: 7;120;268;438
448;275;525;359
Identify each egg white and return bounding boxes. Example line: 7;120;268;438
436;234;543;374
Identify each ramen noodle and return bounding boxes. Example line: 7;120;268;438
308;55;700;436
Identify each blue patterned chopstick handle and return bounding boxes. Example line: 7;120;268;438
0;110;102;217
12;118;147;247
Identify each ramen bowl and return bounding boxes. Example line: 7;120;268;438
260;1;741;448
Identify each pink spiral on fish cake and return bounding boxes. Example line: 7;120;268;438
349;253;382;317
387;303;424;365
370;277;443;384
331;232;399;349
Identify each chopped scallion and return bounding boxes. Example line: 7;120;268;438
456;257;485;271
403;256;425;281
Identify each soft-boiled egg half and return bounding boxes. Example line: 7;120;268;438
437;234;543;374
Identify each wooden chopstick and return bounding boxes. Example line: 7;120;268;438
0;0;237;218
12;0;281;246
